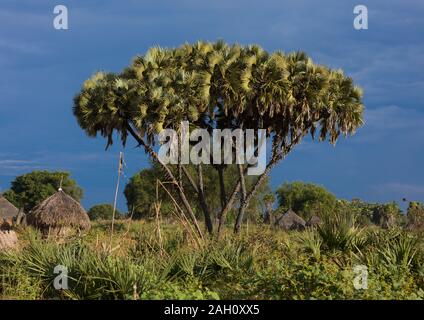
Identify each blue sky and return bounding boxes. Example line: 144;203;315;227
0;0;423;212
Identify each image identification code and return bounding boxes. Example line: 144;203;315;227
164;304;260;317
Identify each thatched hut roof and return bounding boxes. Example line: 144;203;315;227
0;194;19;221
26;190;91;231
306;215;322;228
274;209;306;231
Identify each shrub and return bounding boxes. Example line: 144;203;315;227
296;230;322;261
276;182;337;220
88;204;122;220
407;202;424;230
317;211;364;252
371;202;403;229
3;171;83;212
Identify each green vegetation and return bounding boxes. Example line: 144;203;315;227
3;41;422;301
3;171;83;213
407;202;424;230
73;41;364;235
124;163;271;222
2;169;423;300
1;217;423;300
88;204;122;221
276;181;337;220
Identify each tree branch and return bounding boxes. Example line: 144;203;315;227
233;134;303;233
197;164;213;234
125;122;203;239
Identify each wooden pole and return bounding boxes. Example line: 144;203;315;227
110;152;123;249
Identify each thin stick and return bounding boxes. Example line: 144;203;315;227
110;151;123;249
157;180;203;246
153;180;164;253
154;202;163;254
115;205;136;250
158;180;204;241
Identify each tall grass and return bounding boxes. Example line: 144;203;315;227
317;211;365;252
1;220;423;300
296;230;322;261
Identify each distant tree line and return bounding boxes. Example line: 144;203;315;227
3;170;424;231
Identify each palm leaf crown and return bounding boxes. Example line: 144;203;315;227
74;41;364;150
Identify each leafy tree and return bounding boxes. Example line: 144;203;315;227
262;193;276;224
124;163;174;218
407;201;424;230
124;162;270;222
336;199;404;228
3;171;83;212
371;202;403;229
88;204;122;220
276;181;337;220
341;198;375;226
74;41;364;236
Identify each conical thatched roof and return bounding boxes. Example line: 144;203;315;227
0;194;19;221
274;209;306;231
26;190;91;231
306;215;322;228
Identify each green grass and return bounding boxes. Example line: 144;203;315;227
1;218;423;300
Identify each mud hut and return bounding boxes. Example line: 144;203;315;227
274;209;306;231
0;194;19;228
26;190;91;237
306;215;322;228
0;230;18;250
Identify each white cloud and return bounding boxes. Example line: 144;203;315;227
354;105;424;143
0;8;47;29
365;105;424;130
0;151;114;176
0;159;34;165
0;39;44;55
0;159;42;175
376;182;424;199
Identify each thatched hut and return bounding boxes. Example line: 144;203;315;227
0;194;19;229
274;209;306;231
26;190;91;237
306;215;322;228
0;230;18;250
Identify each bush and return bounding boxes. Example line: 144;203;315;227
407;202;424;230
3;171;83;212
276;182;337;220
88;204;122;220
317;211;364;252
371;202;403;229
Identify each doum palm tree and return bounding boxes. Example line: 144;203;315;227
74;41;364;236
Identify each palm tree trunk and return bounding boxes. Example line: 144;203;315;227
218;165;227;212
180;164;213;234
217;141;264;236
233;134;301;233
234;164;247;233
126;123;203;239
234;154;282;233
217;180;240;237
197;164;213;234
178;135;184;192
